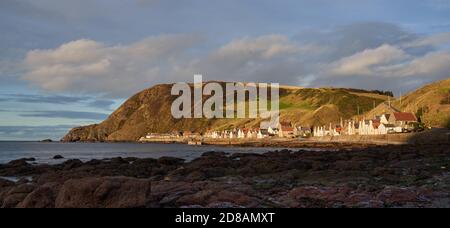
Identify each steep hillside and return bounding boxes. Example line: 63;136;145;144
362;101;400;119
63;83;388;142
396;78;450;128
64;83;215;142
362;78;450;128
277;88;388;125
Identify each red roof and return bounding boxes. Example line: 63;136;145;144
393;112;417;122
372;122;381;129
280;122;292;127
281;126;294;132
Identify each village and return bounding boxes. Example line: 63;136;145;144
140;110;422;143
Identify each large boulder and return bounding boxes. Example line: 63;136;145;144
55;177;152;208
1;184;36;208
17;182;60;208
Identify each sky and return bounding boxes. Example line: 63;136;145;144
1;0;450;140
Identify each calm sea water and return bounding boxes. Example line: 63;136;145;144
0;141;292;165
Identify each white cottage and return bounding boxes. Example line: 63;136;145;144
380;114;391;124
267;127;278;136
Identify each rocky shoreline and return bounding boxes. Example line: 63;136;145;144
0;144;449;208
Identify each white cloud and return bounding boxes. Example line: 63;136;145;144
24;34;315;98
22;35;200;97
22;24;422;96
326;44;450;81
214;35;305;60
189;35;325;83
328;44;409;76
379;51;450;77
26;39;105;66
402;32;450;48
20;30;450;98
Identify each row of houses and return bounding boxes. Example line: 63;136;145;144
144;122;314;141
144;111;419;140
204;129;266;139
203;122;312;139
314;112;418;137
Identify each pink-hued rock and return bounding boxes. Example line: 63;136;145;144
0;144;449;208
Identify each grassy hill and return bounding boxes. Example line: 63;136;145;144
362;78;450;128
396;78;450;128
62;83;390;142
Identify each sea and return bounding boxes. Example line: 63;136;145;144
0;141;294;165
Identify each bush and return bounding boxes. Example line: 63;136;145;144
441;96;450;105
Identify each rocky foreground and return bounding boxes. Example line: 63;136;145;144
0;144;449;208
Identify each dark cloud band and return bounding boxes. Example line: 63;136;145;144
19;111;108;120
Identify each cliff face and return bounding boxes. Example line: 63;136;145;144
63;83;213;142
62;82;390;142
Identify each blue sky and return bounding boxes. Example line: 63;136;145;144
1;0;450;140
